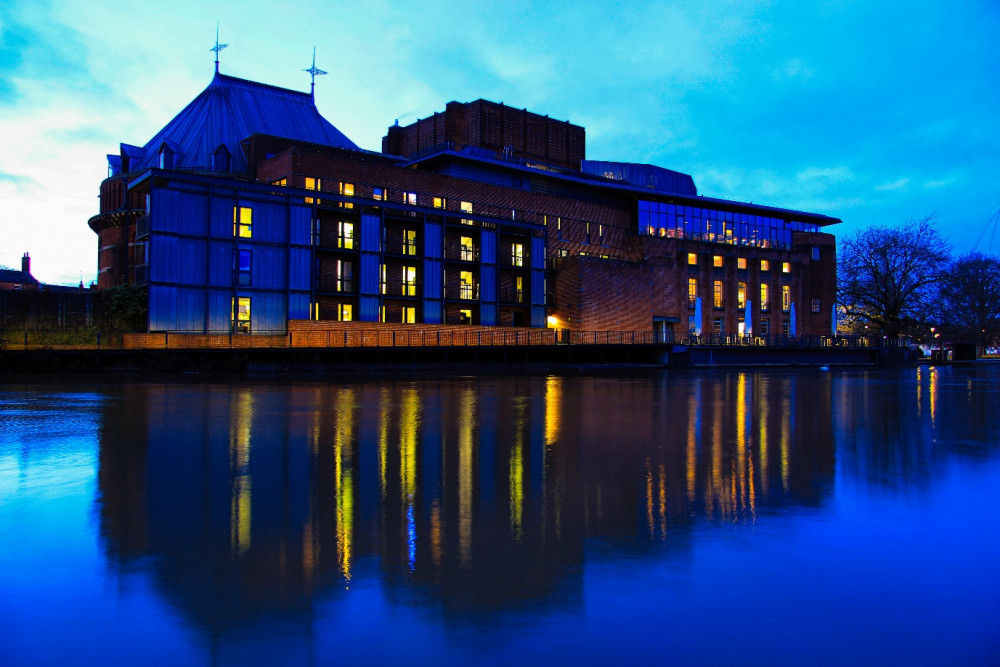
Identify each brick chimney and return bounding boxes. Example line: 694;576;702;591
21;252;30;276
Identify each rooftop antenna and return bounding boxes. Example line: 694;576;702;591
303;47;327;97
210;22;228;74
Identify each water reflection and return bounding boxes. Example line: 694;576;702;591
94;371;842;629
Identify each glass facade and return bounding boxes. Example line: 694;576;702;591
638;200;819;250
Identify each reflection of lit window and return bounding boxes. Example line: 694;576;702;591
512;243;524;267
233;206;252;238
738;257;747;270
688;278;697;307
402;306;416;323
338;220;354;249
761;284;770;311
782;285;791;312
688;253;697;266
403;266;417;296
713;280;723;308
232;296;251;333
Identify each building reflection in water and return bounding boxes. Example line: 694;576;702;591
97;372;839;631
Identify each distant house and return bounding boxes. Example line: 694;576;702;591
0;254;40;291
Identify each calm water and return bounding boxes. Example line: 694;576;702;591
1;367;999;665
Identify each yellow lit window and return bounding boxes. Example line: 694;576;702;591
379;305;386;322
402;306;416;324
339;182;354;209
461;201;473;225
337;303;353;322
782;261;791;274
761;284;770;311
460;270;474;300
782;285;791;312
380;264;386;294
404;229;418;255
556;217;562;239
232;296;251;333
233;206;252;238
305;177;320;204
738;257;747;270
405;192;417;206
713;280;723;308
515;275;524;302
373;187;386;201
403;266;417;296
460;309;472;325
761;259;770;272
688;253;697;266
713;255;723;268
460;236;475;261
738;282;747;309
688;277;698;307
272;178;287;187
338;221;354;249
512;243;524;267
433;196;446;208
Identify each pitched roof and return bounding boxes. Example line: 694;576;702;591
0;269;39;286
133;73;358;173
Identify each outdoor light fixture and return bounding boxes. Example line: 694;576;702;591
546;315;559;328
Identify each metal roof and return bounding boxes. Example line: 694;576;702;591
131;73;358;174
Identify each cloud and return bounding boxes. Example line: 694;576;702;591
924;178;956;189
875;178;909;191
772;57;815;82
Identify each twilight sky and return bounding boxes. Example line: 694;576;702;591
1;0;998;284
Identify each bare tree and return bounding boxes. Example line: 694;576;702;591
941;252;1000;355
838;216;951;337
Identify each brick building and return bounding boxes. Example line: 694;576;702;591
90;70;839;337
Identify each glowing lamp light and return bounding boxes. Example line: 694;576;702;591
546;315;559;328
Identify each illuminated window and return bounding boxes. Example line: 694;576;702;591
558;249;568;257
403;266;417;296
782;261;791;274
379;305;385;322
272;178;287;187
380;264;386;295
760;259;770;272
585;222;591;244
713;255;723;268
402;306;416;324
738;282;746;309
459;309;472;325
433;196;446;208
337;303;353;322
598;224;604;244
305;177;320;204
460;270;475;300
515;275;524;303
232;296;251;333
233;206;252;238
738;257;747;270
556;217;562;239
404;192;417;206
373;187;386;201
812;298;821;313
404;229;418;256
512;243;524;267
235;249;251;287
761;283;770;311
338;220;354;249
460;236;475;261
339;182;354;209
713;280;724;308
688;278;698;308
461;201;474;225
336;259;353;292
687;253;698;266
782;285;791;312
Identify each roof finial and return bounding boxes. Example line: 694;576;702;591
210;22;228;74
303;46;327;98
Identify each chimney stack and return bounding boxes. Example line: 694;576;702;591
21;252;30;275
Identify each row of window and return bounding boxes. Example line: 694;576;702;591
687;253;796;274
689;316;791;337
689;278;806;312
640;200;820;250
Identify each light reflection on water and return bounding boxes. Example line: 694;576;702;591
1;367;999;664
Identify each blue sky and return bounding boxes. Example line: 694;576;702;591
1;0;998;284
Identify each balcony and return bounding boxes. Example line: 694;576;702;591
500;288;524;304
318;278;353;293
